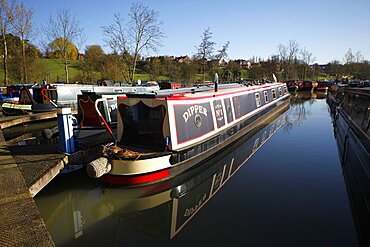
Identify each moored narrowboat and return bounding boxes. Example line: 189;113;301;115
87;82;290;185
1;83;160;116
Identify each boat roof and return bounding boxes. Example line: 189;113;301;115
122;82;286;99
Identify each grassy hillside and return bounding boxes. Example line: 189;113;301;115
0;59;170;85
0;58;83;85
40;59;82;82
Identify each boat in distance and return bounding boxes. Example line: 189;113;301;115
87;82;290;185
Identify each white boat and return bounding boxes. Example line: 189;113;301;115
87;82;290;185
1;83;159;115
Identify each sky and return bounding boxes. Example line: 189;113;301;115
24;0;370;64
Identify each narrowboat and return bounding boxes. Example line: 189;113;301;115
312;81;329;91
328;87;370;246
87;82;290;185
285;80;314;91
36;111;287;243
1;83;160;116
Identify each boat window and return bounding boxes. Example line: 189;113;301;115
255;93;261;107
278;87;282;96
119;101;166;150
272;89;276;100
283;86;288;94
264;91;268;103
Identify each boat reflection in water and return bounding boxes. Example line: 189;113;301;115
328;88;370;246
35;106;288;246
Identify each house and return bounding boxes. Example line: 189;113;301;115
234;59;249;69
174;55;191;64
78;53;85;61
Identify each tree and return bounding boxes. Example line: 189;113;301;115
42;9;84;83
277;40;300;80
0;0;15;85
48;37;78;60
102;13;127;55
300;47;315;80
344;48;355;64
146;56;162;80
12;1;33;83
195;27;215;81
2;33;42;82
215;41;230;60
102;3;164;82
85;45;105;71
100;53;129;82
128;3;164;82
355;50;364;63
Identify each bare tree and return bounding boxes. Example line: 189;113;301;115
196;27;215;81
300;47;315;79
277;40;300;80
215;41;230;60
0;0;15;85
127;3;164;82
103;3;164;82
287;40;299;63
42;9;84;83
12;1;34;83
102;13;127;54
277;43;287;62
344;48;355;64
355;50;364;63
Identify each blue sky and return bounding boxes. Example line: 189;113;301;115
24;0;370;64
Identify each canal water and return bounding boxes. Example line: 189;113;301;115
35;92;359;246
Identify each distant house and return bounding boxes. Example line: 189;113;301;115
78;53;85;61
174;55;191;64
44;51;53;59
234;59;249;69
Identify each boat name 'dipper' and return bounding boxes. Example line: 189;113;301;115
183;105;208;123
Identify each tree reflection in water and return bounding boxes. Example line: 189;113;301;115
283;91;327;132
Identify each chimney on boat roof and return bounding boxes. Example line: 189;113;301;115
214;73;219;92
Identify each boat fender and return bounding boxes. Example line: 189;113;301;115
86;157;111;178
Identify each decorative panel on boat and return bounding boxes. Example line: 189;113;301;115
223;98;234;123
174;103;215;144
213;99;225;128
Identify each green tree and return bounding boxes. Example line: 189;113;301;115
147;57;162;80
1;33;42;83
85;45;104;71
48;38;78;60
100;53;129;82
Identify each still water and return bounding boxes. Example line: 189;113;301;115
35;92;359;246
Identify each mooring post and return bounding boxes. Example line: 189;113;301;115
57;107;75;154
